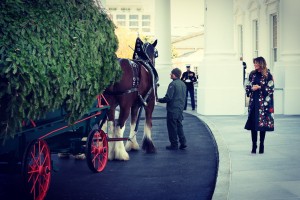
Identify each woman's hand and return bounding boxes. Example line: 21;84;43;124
252;84;261;91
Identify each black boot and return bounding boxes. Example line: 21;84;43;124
251;130;257;154
259;144;264;154
251;144;257;154
259;131;266;154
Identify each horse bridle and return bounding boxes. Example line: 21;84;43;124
141;43;158;67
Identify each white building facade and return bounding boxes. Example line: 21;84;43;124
102;0;300;115
196;0;300;115
233;0;300;115
105;0;155;36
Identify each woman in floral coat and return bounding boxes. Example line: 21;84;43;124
245;57;274;154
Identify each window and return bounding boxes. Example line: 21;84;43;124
142;15;151;33
116;15;126;20
129;15;138;20
116;14;126;27
253;20;259;57
142;21;150;26
129;15;139;28
194;66;199;78
142;15;150;20
271;14;278;62
238;25;244;58
130;21;139;26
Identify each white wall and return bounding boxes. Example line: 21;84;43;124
234;0;300;114
197;0;244;115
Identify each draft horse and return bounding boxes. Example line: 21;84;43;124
103;38;158;160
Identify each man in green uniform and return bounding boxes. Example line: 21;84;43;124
157;68;187;150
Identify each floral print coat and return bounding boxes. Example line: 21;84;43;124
244;70;274;131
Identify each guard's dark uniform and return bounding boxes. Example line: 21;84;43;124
158;78;187;148
181;70;197;110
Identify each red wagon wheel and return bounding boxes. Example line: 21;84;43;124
86;129;108;173
22;139;51;200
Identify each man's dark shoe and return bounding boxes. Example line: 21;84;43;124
179;144;187;150
166;145;178;150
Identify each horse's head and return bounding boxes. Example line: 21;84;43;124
143;40;158;66
133;38;158;67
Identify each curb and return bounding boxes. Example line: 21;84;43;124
184;110;231;200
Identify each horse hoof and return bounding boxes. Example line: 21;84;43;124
108;152;115;160
125;141;140;151
142;138;156;153
146;147;156;154
74;154;86;160
115;152;130;161
58;153;70;159
108;156;114;161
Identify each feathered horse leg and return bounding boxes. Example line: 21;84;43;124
113;105;130;161
142;97;156;153
125;105;140;151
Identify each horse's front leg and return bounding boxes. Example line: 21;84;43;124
101;103;117;160
125;105;141;151
114;124;129;160
114;107;130;161
102;120;115;160
142;99;156;153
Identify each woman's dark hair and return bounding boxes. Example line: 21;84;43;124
253;57;268;78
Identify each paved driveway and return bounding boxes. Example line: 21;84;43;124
0;106;218;200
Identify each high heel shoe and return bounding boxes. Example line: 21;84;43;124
259;144;264;154
251;144;257;154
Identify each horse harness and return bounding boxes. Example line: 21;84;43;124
104;58;157;107
135;59;158;106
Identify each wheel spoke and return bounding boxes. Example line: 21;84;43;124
23;140;51;200
41;152;49;167
30;173;40;193
92;153;99;163
28;169;39;174
97;157;104;169
28;162;38;183
87;130;108;172
91;145;97;154
38;175;47;200
38;142;41;166
30;151;40;167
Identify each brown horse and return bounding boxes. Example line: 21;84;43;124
103;38;158;160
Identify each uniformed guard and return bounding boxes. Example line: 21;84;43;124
181;65;197;110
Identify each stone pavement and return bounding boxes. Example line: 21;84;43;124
185;108;300;200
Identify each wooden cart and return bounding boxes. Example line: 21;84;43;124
0;95;110;200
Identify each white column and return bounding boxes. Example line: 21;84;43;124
197;0;244;115
155;0;172;98
274;0;300;114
